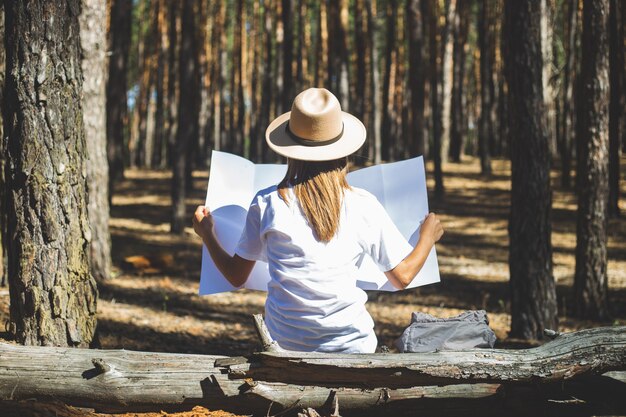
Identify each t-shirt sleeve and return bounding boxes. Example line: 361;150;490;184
363;195;414;272
234;196;267;262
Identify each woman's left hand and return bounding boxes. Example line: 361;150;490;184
192;205;214;241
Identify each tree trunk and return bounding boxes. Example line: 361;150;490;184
106;0;132;199
3;0;98;347
0;327;624;415
541;0;557;158
166;1;180;167
504;0;558;340
326;0;349;110
622;0;626;153
229;0;244;156
407;0;426;157
315;0;327;88
80;0;112;282
608;0;623;218
353;0;367;126
248;0;261;162
366;0;382;165
448;0;469;163
282;0;294;109
381;0;396;162
171;0;199;234
0;2;6;288
440;0;455;163
259;0;274;163
295;0;306;92
153;0;168;168
574;0;610;321
477;0;493;174
427;0;444;196
210;1;223;155
560;0;578;189
129;1;152;168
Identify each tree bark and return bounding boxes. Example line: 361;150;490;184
477;0;493;175
80;0;112;283
166;1;180;167
171;0;199;234
0;2;6;288
448;0;469;163
504;0;558;340
608;0;623;217
282;0;294;110
366;0;382;164
295;0;306;93
426;0;444;196
353;0;367;126
106;0;132;199
440;0;455;163
560;0;578;189
407;0;426;157
381;0;396;162
229;0;245;156
574;0;611;321
541;0;557;158
0;327;624;415
326;0;349;110
3;0;98;346
259;0;275;162
153;0;168;168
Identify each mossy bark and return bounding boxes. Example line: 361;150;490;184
3;0;98;346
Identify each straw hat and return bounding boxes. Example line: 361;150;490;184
265;88;366;161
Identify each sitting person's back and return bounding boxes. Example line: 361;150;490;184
192;88;443;353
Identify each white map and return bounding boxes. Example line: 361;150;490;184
199;151;440;295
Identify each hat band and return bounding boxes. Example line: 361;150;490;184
286;121;344;147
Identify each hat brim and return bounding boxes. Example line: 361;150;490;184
265;111;366;161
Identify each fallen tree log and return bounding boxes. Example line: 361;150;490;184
229;326;626;388
0;327;624;416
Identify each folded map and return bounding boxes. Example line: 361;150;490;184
199;151;440;295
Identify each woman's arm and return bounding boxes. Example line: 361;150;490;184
385;213;444;290
192;206;256;287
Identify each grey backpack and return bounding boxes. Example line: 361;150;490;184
395;310;497;353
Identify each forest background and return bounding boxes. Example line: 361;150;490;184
0;0;624;376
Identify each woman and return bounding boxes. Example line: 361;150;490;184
193;88;443;353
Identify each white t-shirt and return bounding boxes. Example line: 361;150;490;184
235;185;413;353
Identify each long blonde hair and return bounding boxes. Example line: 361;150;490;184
278;158;350;242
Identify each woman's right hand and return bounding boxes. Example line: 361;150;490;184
419;213;444;247
192;205;214;241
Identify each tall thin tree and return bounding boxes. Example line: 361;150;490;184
477;0;493;174
381;0;396;162
407;0;426;157
81;0;112;282
504;0;558;339
426;0;444;196
171;0;200;233
608;0;622;217
449;0;469;163
366;0;382;164
574;0;611;320
282;0;294;109
106;0;132;199
0;2;5;287
4;0;98;346
559;0;578;188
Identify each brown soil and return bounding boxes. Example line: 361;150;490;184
1;156;625;417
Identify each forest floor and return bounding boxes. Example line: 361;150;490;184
0;156;625;417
